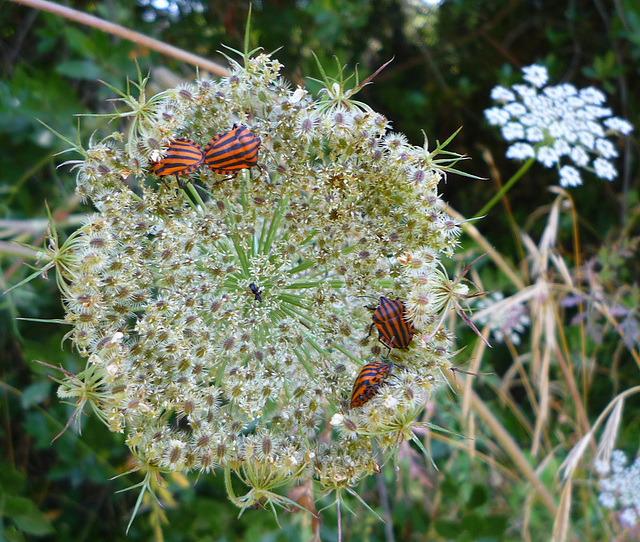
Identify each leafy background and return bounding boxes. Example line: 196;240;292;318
1;0;639;540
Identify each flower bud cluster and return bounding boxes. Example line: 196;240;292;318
54;53;462;507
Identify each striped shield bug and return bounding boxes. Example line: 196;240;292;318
350;360;393;408
365;296;415;350
152;138;205;188
203;125;261;180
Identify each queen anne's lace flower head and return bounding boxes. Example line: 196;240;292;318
51;53;462;510
485;64;633;188
597;450;640;529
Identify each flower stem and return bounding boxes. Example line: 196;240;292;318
475;157;535;218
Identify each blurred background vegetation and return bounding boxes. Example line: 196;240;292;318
1;0;639;540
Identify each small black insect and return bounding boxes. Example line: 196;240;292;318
249;283;263;302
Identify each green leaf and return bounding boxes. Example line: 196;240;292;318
56;60;104;81
434;519;461;538
483;515;509;536
467;483;489;507
59;26;97;58
23;412;55;449
20;381;52;409
460;513;486;535
0;463;26;496
4;495;55;536
3;525;27;542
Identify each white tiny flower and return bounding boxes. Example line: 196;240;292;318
149;149;163;162
594;459;611;476
579;87;607;105
490;85;515;102
593;158;617;181
548;121;567;139
598;492;616;509
330;413;345;426
562;124;579;144
290;86;307;104
512;84;537;99
595;138;618;159
604;117;634;135
586;120;605;138
508;331;521;345
578;130;595;150
620;507;638;527
501;122;525;141
536;146;558;167
570;146;590;167
484;107;510;126
559;165;582;187
504;102;527;117
584;106;612;120
519;113;540;127
566;96;586;110
505;142;535;160
552;139;571;157
522;64;548;88
525;126;545;142
383;396;399;408
611;450;628;471
558;83;578;97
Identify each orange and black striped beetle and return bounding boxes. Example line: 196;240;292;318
365;296;415;350
203;125;260;180
350;360;393;408
152;138;204;188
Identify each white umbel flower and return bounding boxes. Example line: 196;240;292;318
485;63;633;186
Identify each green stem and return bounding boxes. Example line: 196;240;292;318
7;153;52;205
474;157;535;218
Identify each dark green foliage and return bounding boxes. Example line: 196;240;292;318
1;0;640;539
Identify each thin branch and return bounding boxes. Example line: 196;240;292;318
0;240;39;259
0;215;86;238
10;0;231;77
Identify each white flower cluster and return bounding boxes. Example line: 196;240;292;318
485;64;633;188
596;450;640;527
47;53;465;509
474;292;530;345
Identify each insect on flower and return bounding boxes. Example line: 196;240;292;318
365;296;415;350
350;360;393;408
152;138;205;188
203;125;261;180
249;283;262;302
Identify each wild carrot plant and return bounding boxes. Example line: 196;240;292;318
30;51;473;525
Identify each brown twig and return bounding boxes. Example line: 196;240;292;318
10;0;231;76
